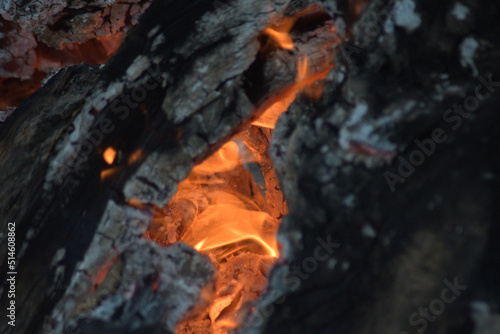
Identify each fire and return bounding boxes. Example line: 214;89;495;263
148;138;281;334
191;141;244;175
262;16;295;50
128;148;143;165
159;139;279;260
186;190;278;258
145;7;338;334
252;56;333;128
100;167;119;180
262;27;294;50
103;147;117;165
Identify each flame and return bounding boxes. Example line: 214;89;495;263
146;138;278;258
262;27;294;50
252;56;332;129
262;16;295;50
185;191;278;258
192;141;242;175
159;8;337;334
178;141;279;258
100;166;120;181
153;139;281;334
250;95;296;129
103;147;117;165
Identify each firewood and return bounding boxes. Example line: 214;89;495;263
1;1;500;334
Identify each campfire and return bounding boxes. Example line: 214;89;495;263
2;1;500;334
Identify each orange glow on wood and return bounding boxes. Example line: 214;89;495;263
180;141;279;258
128;148;143;165
252;56;333;129
92;257;117;292
128;198;148;210
100;167;119;181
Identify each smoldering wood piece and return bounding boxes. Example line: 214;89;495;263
0;64;103;225
0;0;151;48
0;0;334;332
0;0;149;91
177;252;276;334
243;6;341;107
65;241;214;334
240;125;287;220
241;1;500;334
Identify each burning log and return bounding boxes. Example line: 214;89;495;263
245;1;500;334
1;0;500;334
0;0;337;333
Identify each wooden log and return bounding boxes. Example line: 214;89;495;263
3;0;499;334
0;0;339;333
241;1;500;334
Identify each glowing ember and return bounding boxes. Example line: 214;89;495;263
128;198;148;210
128;148;143;165
192;141;243;175
100;166;119;181
103;147;117;165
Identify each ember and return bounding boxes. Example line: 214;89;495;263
103;147;117;165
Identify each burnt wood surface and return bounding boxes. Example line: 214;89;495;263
0;0;338;333
0;0;293;333
243;1;500;334
1;0;500;334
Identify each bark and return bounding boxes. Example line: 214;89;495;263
243;1;500;334
70;241;214;334
0;0;312;333
0;0;151;76
0;0;149;108
2;0;499;334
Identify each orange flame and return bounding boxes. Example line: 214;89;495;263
191;141;242;175
185;191;278;258
262;16;296;50
262;27;294;50
103;147;117;165
128;148;143;165
163;8;337;334
100;166;119;181
252;56;332;128
177;141;279;259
